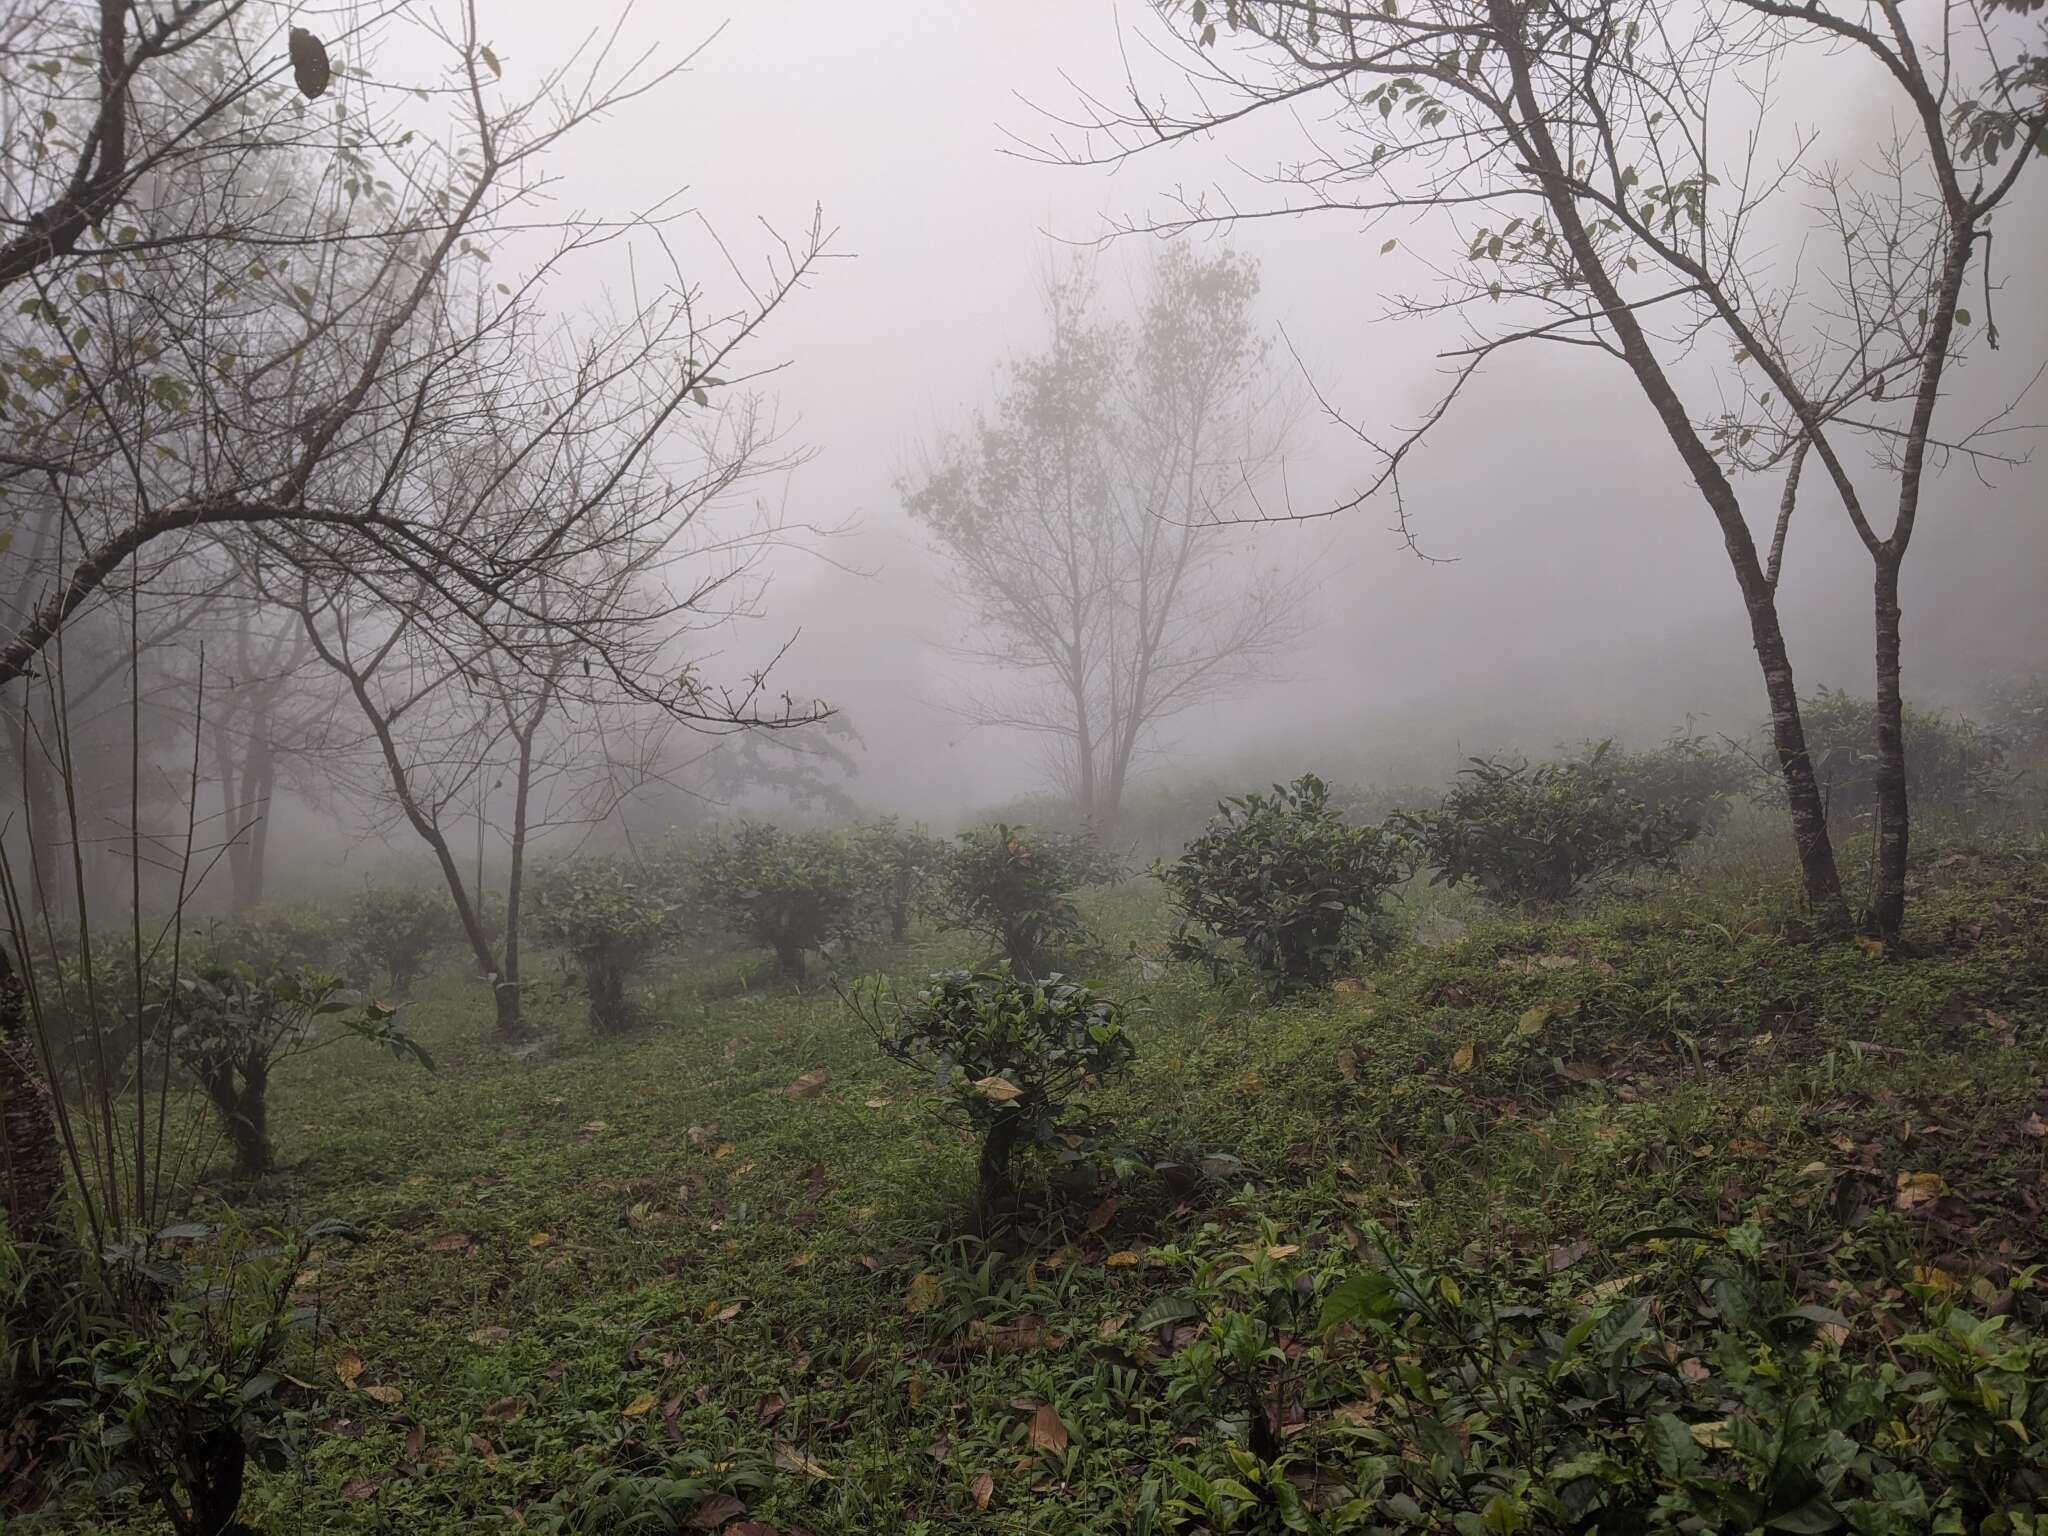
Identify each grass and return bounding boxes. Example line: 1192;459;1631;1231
44;826;2048;1533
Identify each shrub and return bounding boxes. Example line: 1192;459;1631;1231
1578;727;1757;834
1159;773;1414;992
164;964;428;1176
847;966;1135;1217
940;824;1119;978
850;817;948;942
699;823;859;984
191;903;350;980
1399;749;1697;905
1789;688;2008;823
530;858;675;1035
1984;671;2048;756
345;884;460;995
61;1217;346;1536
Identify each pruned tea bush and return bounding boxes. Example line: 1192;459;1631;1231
165;965;428;1176
1400;749;1698;905
530;857;676;1035
850;817;947;942
700;823;860;984
1790;688;2009;823
939;824;1119;979
345;883;459;996
1576;727;1757;834
1159;772;1414;992
847;966;1135;1217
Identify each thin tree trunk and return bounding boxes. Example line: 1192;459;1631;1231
1869;555;1909;940
1494;12;1847;928
0;945;64;1242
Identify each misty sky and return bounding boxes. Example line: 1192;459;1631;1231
479;1;2048;813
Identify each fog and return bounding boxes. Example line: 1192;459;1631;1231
439;1;2047;824
12;1;2048;894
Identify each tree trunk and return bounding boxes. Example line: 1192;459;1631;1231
1492;16;1848;930
1869;556;1909;941
976;1112;1023;1224
0;945;64;1242
210;1063;270;1178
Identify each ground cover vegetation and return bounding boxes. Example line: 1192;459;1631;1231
7;741;2047;1533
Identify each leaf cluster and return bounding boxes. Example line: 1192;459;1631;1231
939;824;1120;978
1160;772;1415;993
1398;750;1698;906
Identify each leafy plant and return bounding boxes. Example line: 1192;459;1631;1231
191;904;351;982
1791;688;2010;823
846;966;1136;1218
344;884;459;996
851;817;948;942
164;965;429;1177
60;1219;337;1536
700;823;860;984
1159;773;1415;993
530;857;675;1035
1398;750;1698;905
1577;727;1757;835
940;824;1119;978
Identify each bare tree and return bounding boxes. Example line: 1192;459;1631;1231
903;245;1309;835
1033;0;2048;935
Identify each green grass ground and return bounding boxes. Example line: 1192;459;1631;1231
61;831;2048;1533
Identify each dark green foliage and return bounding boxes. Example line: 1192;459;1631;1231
1149;1220;2048;1534
1577;727;1757;834
165;965;426;1176
66;1219;330;1535
700;823;860;984
848;966;1135;1215
850;817;948;942
344;884;459;996
940;824;1120;978
1400;749;1698;905
530;858;675;1035
192;904;351;981
1159;773;1414;992
1791;688;2008;822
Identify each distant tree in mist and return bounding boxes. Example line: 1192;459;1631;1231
1039;0;2048;938
902;246;1309;837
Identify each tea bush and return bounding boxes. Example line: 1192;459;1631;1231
1789;688;2008;823
847;966;1135;1217
850;817;948;942
699;823;860;983
940;824;1120;978
165;964;427;1176
1576;727;1756;834
1159;773;1414;992
530;857;676;1035
345;883;460;996
1399;749;1697;905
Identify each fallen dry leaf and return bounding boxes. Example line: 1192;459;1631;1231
1894;1171;1946;1210
971;1471;995;1509
528;1232;554;1249
360;1384;403;1407
686;1492;747;1529
578;1120;609;1136
906;1271;943;1314
864;1097;890;1108
714;1142;736;1161
1451;1041;1475;1073
334;1349;364;1387
424;1233;473;1254
1104;1250;1139;1268
1027;1402;1070;1453
483;1396;528;1422
785;1069;832;1100
468;1326;511;1348
773;1441;833;1479
1085;1196;1120;1233
1333;1400;1379;1426
969;1075;1023;1103
339;1476;381;1501
623;1392;657;1418
2024;1113;2048;1139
